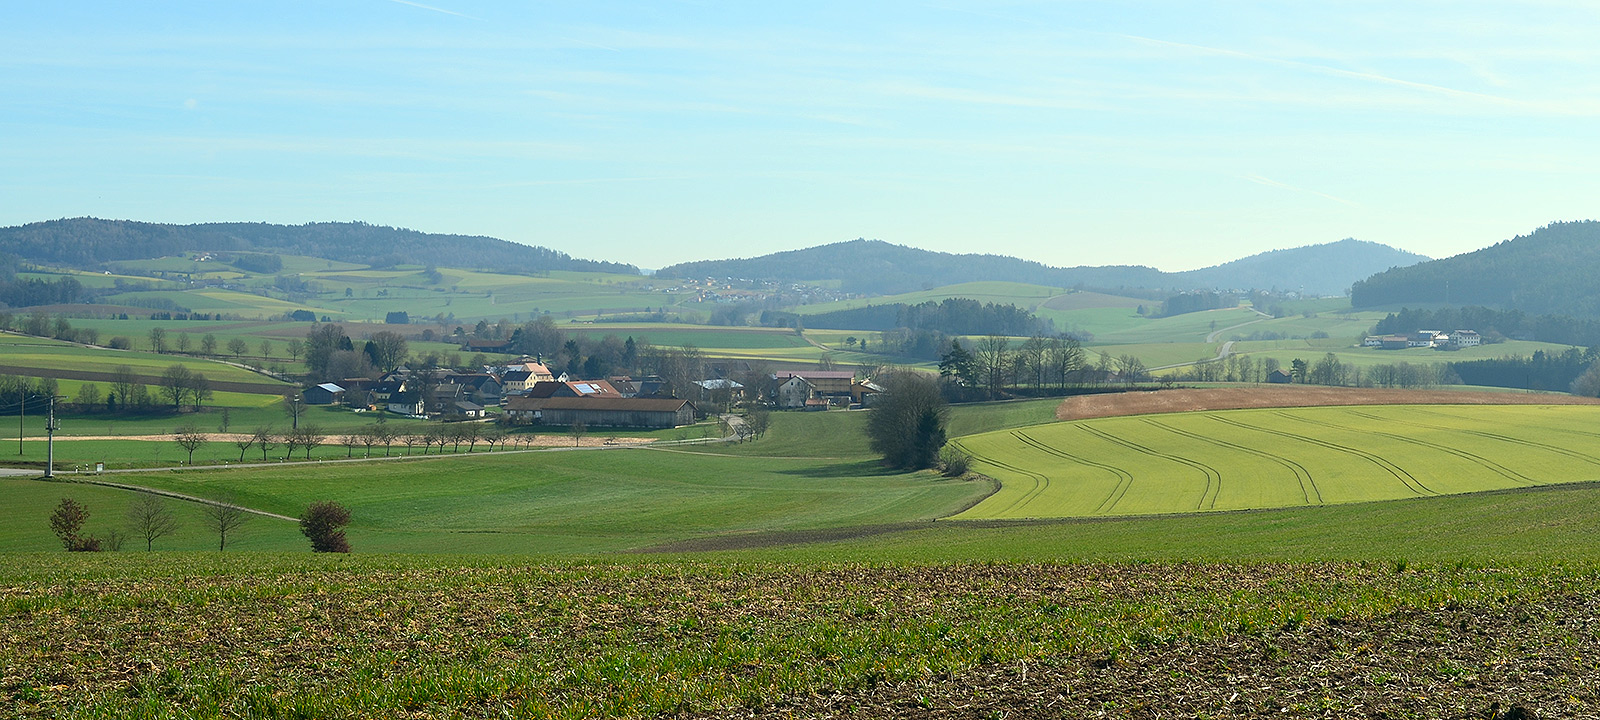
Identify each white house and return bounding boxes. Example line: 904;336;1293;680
1450;330;1481;347
775;375;815;409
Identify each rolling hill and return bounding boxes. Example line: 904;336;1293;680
0;218;638;275
1351;220;1600;316
658;237;1425;296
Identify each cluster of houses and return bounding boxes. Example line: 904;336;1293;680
1362;329;1481;350
299;358;882;429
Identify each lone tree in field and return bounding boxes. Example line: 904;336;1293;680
865;371;950;470
569;419;587;447
202;496;251;551
126;494;180;551
49;498;100;552
173;425;208;465
300;500;351;553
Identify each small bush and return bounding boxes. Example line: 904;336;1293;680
939;446;972;477
300;501;351;553
108;336;132;349
49;498;100;552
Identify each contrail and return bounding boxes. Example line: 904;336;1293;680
384;0;481;20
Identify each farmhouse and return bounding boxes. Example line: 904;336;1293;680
773;370;854;397
1450;330;1481;347
775;375;815;409
387;393;425;416
460;338;514;353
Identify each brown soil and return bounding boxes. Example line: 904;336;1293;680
1058;386;1600;422
704;594;1599;719
43;433;651;448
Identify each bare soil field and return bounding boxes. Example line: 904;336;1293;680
1057;386;1600;422
715;593;1593;719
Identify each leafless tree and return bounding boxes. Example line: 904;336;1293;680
297;425;326;459
401;432;423;455
339;432;363;458
232;432;255;462
252;426;277;461
202;495;251;551
173;425;208;465
126;494;179;551
569;419;587;447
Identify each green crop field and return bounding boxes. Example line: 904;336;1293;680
791;281;1072;315
955;404;1600;520
1090;306;1262;345
0;333;287;388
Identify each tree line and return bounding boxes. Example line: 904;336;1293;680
0;218;638;275
795;297;1056;337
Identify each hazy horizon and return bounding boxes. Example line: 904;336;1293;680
6;2;1596;271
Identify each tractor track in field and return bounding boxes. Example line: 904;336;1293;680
1210;415;1434;497
1141;417;1323;505
1280;411;1534;488
1009;430;1135;514
959;443;1054;517
1079;424;1223;511
1366;408;1600;468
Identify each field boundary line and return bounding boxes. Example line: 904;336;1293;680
38;476;297;521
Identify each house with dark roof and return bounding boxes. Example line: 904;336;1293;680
303;382;345;405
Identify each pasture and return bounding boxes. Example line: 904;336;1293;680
955;404;1600;519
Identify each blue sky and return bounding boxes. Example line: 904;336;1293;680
4;1;1599;271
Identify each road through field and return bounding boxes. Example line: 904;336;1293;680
954;404;1600;520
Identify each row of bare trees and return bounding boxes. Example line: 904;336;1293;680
173;422;551;464
51;494;250;552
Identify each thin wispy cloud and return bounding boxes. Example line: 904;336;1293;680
383;0;480;21
1240;174;1358;207
1115;33;1530;111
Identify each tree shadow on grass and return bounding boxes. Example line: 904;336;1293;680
774;458;908;479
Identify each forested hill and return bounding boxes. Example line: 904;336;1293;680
1178;238;1428;296
659;239;1178;295
1350;220;1600;316
0;218;638;275
659;237;1424;296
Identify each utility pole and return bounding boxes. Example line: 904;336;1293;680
44;395;58;479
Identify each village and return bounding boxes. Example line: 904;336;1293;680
298;357;885;430
1362;328;1481;350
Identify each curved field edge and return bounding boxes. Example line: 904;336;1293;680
954;404;1600;520
6;555;1599;719
1054;385;1600;422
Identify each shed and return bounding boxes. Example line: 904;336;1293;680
303;382;346;405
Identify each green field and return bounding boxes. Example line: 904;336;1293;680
0;332;288;389
956;404;1600;520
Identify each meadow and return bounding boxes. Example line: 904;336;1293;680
955;403;1600;519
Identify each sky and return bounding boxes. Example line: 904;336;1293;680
4;1;1600;272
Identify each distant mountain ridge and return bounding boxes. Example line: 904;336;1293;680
1351;220;1600;316
0;218;637;275
658;237;1426;296
1180;238;1429;295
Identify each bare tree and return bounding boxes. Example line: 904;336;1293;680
126;494;179;551
569;419;587;447
480;426;505;452
461;423;482;452
232;432;255;462
975;336;1010;400
202;495;251;551
339;432;363;458
173;425;208;465
286;338;304;362
401;432;423;456
228;337;249;358
297;425;327;459
160;364;195;410
282;430;304;460
359;426;379;457
252;426;277;461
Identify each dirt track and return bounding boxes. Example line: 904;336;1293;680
1057;386;1600;421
